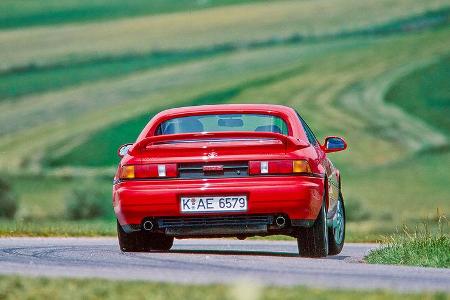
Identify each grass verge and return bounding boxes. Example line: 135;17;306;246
366;217;450;268
0;276;448;300
0;219;398;243
0;220;115;237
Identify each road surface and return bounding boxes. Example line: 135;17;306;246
0;238;449;292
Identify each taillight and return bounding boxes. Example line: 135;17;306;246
293;160;311;173
119;165;135;179
119;164;177;179
249;160;311;175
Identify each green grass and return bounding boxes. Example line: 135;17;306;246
367;235;450;268
44;64;311;167
385;56;450;135
0;219;387;242
0;276;448;300
44;26;450;168
1;7;448;102
1;29;449;238
8;176;113;221
0;220;115;237
344;151;450;223
0;1;449;240
1;0;446;71
366;219;450;268
0;0;263;29
0;50;218;101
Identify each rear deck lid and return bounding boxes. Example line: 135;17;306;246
129;131;308;162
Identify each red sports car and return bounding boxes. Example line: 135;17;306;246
113;104;347;257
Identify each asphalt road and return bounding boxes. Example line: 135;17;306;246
0;238;449;292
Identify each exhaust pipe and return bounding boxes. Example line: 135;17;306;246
275;216;286;228
143;220;154;231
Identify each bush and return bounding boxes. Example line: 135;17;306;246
0;178;18;219
64;182;111;220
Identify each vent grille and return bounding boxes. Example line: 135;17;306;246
178;162;248;179
157;215;272;228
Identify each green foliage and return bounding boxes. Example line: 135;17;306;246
0;178;18;219
64;182;112;220
366;216;450;268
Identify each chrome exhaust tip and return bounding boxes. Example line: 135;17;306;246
143;220;154;231
275;216;286;228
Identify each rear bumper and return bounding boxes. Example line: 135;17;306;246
113;175;324;230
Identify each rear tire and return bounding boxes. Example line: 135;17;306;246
147;233;174;251
117;221;174;252
117;221;142;252
328;195;345;255
297;200;329;258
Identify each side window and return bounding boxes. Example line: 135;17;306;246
296;112;318;146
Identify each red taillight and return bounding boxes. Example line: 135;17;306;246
249;160;311;175
119;164;177;179
249;161;262;175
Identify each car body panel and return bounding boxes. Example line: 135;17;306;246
114;175;324;226
113;104;344;238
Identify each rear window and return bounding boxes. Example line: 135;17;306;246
156;114;288;135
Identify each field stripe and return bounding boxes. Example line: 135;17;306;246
0;0;446;71
1;6;448;101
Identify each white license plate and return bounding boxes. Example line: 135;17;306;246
180;196;247;213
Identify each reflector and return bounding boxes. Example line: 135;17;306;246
261;161;269;174
158;165;166;177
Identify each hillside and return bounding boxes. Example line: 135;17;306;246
0;0;449;239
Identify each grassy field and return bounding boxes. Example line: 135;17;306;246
385;56;450;135
0;0;445;70
0;276;448;300
0;0;449;241
0;0;264;29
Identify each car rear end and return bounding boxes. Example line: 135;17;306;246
113;108;325;239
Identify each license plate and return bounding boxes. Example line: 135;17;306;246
180;196;247;213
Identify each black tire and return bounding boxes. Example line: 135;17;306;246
297;200;329;258
117;221;143;252
117;221;174;252
328;195;345;255
146;233;174;251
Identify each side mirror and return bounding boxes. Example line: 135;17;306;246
118;143;133;158
322;136;347;153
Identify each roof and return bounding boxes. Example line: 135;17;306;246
156;104;296;117
137;103;305;140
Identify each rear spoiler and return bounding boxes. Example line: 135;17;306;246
129;131;309;155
